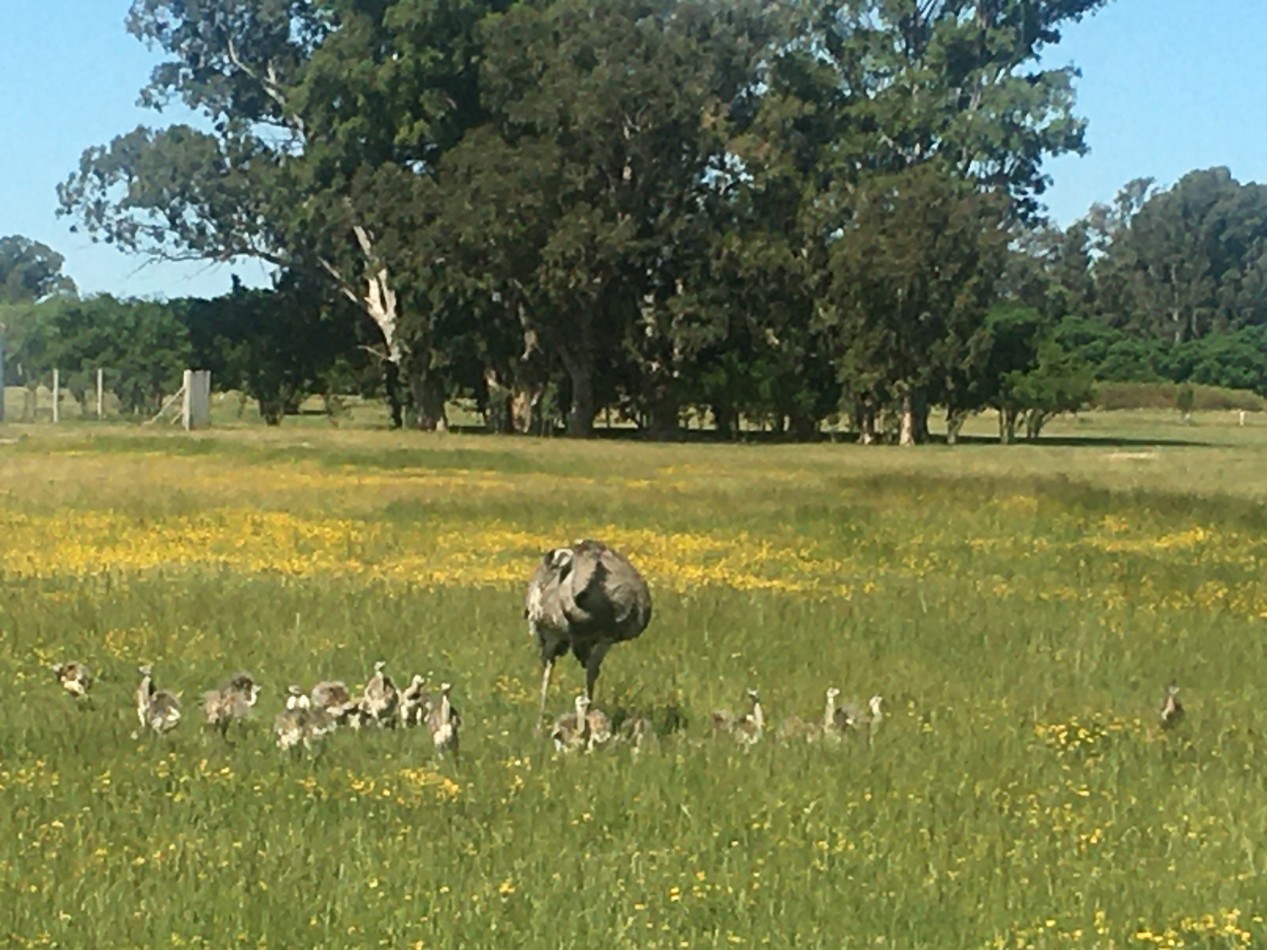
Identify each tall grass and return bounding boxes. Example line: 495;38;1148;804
0;422;1265;947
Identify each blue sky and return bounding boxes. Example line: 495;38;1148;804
2;0;1265;301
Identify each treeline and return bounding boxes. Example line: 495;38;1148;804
0;278;378;421
13;1;1267;440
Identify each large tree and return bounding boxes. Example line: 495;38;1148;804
180;274;375;424
57;0;508;429
0;236;77;304
430;0;768;436
1091;168;1267;343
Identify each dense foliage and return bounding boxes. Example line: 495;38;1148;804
6;0;1262;438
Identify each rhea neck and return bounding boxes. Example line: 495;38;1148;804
748;693;764;731
823;690;838;732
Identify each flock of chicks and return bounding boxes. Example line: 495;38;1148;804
713;687;885;748
545;686;885;755
54;657;883;761
50;658;1187;762
53;659;461;761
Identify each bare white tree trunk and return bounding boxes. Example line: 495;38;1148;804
320;227;411;427
898;391;915;446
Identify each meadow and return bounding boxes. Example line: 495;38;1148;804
1;410;1266;947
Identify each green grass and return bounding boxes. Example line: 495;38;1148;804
1;416;1266;947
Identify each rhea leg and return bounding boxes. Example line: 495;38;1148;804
537;657;556;730
584;640;613;705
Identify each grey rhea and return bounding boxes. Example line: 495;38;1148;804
524;539;653;725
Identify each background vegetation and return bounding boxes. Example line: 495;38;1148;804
4;1;1266;442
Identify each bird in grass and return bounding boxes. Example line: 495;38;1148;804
551;694;593;754
274;705;335;752
135;664;181;736
733;688;765;748
310;680;359;725
525;539;652;728
711;688;764;747
1159;684;1184;730
619;716;657;753
424;682;461;762
779;689;835;744
583;702;612;752
201;672;261;737
360;660;399;727
51;661;93;701
858;695;885;746
399;674;429;727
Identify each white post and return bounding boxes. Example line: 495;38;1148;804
182;369;211;431
181;370;192;430
1239;409;1246;427
96;369;104;420
52;369;59;424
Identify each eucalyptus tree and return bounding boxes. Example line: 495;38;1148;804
0;236;77;304
428;0;769;436
58;0;507;429
797;0;1110;443
1091;168;1267;344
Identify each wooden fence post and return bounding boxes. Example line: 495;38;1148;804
52;369;60;424
96;369;104;420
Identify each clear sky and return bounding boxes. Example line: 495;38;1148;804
2;0;1265;301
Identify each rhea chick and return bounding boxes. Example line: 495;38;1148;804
310;680;358;726
733;688;765;748
52;661;93;701
202;671;261;737
399;674;428;727
551;694;592;753
136;664;181;736
1159;684;1184;730
425;682;461;762
360;660;399;727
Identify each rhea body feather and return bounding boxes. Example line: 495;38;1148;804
526;539;652;722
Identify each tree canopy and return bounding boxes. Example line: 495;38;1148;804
41;0;1267;442
0;236;77;304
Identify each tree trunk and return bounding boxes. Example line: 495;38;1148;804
712;404;737;440
946;408;969;445
898;391;916;446
506;302;548;434
483;368;512;434
565;362;595;437
647;386;683;441
789;411;818;442
408;367;448;432
913;390;931;443
383;360;404;430
1025;409;1048;440
998;408;1018;445
511;384;537;435
855;400;877;445
558;335;595;438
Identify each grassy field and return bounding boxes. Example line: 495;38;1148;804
1;413;1266;947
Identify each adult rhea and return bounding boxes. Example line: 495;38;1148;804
525;539;652;725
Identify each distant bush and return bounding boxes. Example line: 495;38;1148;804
1090;381;1265;412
